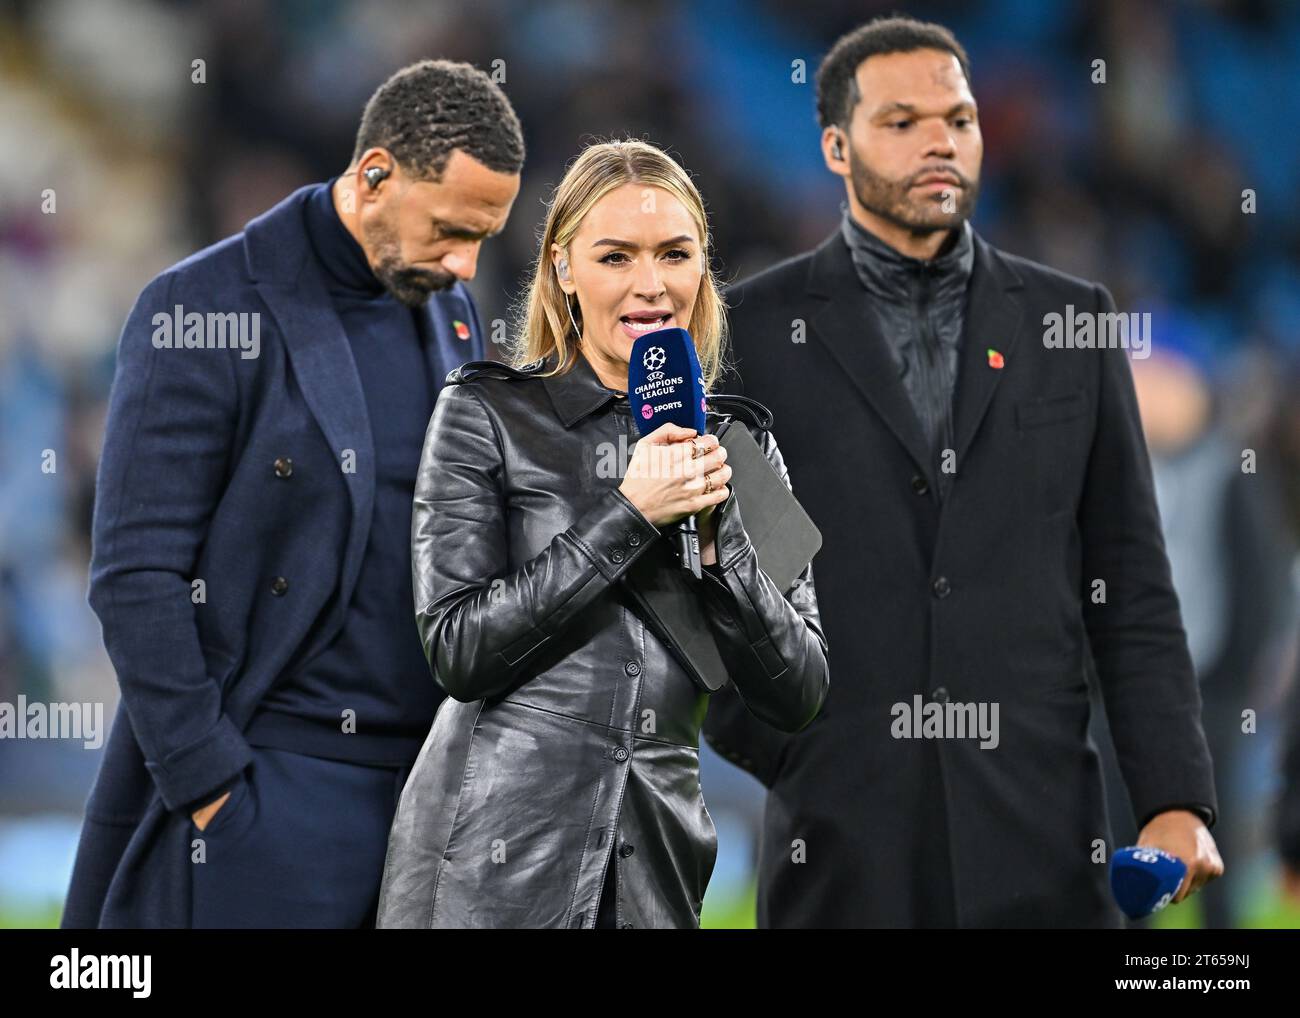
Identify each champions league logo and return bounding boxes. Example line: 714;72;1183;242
632;341;686;414
643;345;667;373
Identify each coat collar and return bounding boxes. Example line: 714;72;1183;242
802;224;1026;482
543;351;627;428
840;212;974;304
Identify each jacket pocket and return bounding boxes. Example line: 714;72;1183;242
1016;390;1087;430
190;767;253;837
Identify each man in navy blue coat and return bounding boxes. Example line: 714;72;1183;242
61;60;524;928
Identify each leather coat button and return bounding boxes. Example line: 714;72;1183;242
274;457;293;478
932;576;951;598
619;843;635;858
613;747;629;763
620;922;634;929
610;548;626;564
270;576;289;596
627;532;642;547
624;661;641;676
910;474;928;495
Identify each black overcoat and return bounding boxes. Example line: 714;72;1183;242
703;228;1217;927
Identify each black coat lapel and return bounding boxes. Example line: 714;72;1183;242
804;232;933;477
950;235;1026;468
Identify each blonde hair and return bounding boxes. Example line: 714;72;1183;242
515;139;729;388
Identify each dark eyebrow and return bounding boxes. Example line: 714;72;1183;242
590;235;696;249
872;101;976;119
434;219;504;241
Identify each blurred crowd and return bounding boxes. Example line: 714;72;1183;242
0;0;1297;927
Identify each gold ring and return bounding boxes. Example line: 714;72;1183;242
690;439;703;460
704;473;715;494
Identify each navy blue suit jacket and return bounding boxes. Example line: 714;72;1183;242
62;185;487;927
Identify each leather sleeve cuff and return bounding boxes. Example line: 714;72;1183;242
568;487;662;583
144;713;254;812
696;563;741;624
710;488;756;570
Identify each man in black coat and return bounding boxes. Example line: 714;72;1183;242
703;16;1223;927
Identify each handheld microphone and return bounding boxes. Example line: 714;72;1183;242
627;327;709;580
1109;846;1187;919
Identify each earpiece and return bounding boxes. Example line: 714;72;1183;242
832;134;844;160
364;165;390;190
557;257;570;281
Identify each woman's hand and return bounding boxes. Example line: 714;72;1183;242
618;423;731;527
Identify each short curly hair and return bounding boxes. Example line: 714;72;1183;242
352;59;525;180
815;16;971;130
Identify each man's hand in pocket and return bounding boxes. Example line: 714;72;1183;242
191;790;231;831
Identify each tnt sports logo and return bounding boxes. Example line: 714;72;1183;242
641;404;654;420
643;346;666;371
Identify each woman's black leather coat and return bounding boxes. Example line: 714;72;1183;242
375;351;828;928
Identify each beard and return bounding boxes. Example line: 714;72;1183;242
362;215;458;306
847;147;979;235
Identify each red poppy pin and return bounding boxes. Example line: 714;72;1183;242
986;348;1005;369
453;319;471;341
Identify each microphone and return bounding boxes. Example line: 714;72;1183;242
1109;846;1187;919
626;327;709;580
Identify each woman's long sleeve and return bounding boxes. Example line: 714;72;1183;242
694;427;829;733
412;384;662;702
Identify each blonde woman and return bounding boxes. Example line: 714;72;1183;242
375;140;828;929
